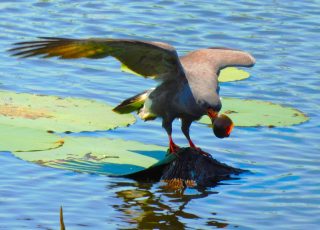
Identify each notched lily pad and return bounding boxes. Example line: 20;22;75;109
0;90;135;133
0;124;62;152
199;98;309;127
12;136;173;176
219;67;250;82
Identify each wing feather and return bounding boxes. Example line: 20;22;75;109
9;37;184;79
179;47;255;102
181;47;255;74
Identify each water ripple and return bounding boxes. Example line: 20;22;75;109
0;0;320;229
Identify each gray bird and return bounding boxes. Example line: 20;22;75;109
9;37;255;153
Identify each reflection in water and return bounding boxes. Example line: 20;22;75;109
108;181;228;229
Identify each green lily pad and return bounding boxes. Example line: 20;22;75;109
199;98;308;127
0;124;63;152
0;90;135;133
121;63;145;77
219;67;250;82
12;136;173;176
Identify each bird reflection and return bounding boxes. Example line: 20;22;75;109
108;180;229;229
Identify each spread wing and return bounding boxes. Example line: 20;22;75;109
179;47;255;104
9;37;184;79
180;47;255;79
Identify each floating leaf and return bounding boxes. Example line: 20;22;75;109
219;67;250;82
0;124;62;152
121;63;143;77
0;90;135;133
12;136;173;176
199;98;308;127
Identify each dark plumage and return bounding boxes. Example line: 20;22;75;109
9;37;255;153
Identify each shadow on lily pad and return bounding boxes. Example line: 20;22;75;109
11;136;171;176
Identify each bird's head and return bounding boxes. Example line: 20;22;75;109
207;108;234;138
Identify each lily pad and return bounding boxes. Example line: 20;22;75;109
12;136;173;176
121;63;145;77
0;124;62;152
199;98;308;127
0;90;135;133
218;67;250;82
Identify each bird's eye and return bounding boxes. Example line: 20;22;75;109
196;99;206;106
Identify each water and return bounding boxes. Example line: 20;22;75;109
0;0;319;229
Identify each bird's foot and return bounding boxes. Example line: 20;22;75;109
169;143;181;155
168;135;180;155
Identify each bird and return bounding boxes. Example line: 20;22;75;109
9;37;255;154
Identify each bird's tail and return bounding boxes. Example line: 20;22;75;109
112;89;152;114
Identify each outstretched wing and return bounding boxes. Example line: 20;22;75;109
9;37;184;79
179;47;255;105
180;47;255;78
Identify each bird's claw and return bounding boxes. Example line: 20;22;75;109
169;143;181;156
169;147;180;155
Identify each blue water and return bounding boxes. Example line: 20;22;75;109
1;0;320;229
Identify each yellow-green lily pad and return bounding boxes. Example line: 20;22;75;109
0;124;63;152
199;98;308;127
121;63;145;77
219;67;250;82
12;136;173;176
0;90;135;133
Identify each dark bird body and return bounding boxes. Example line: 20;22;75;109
9;37;255;153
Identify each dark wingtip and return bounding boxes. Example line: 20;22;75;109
8;49;37;58
8;37;80;58
112;104;137;114
112;106;123;114
37;36;70;41
8;37;62;57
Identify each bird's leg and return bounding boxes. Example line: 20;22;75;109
181;118;211;157
181;119;199;149
162;118;180;154
168;135;180;153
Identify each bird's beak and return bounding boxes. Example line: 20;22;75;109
207;108;218;121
